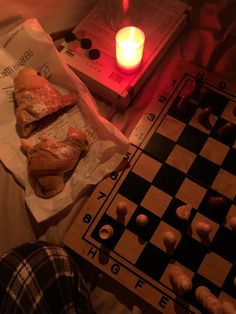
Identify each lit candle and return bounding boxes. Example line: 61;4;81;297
116;26;145;74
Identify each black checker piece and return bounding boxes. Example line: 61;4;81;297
127;206;161;242
168;96;196;123
152;163;185;196
188;155;220;187
198;190;231;224
64;32;77;43
222;147;236;176
135;243;170;280
144;132;175;163
91;214;125;250
222;264;236;299
162;197;196;232
118;172;150;204
177;125;208;154
210;226;236;263
199;89;228;116
173;235;208;271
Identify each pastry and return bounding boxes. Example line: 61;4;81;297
21;127;88;198
14;68;78;137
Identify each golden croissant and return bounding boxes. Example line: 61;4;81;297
21;127;88;198
14;68;78;137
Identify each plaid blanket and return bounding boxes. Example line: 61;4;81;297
0;241;93;314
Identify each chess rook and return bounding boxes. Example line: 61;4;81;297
176;204;192;221
195;286;223;314
169;265;192;295
99;224;114;240
196;221;212;238
192;76;203;99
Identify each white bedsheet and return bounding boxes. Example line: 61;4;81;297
0;1;235;313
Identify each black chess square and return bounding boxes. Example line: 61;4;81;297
91;214;125;250
135;243;170;280
210;117;236;146
221;147;236;176
199;89;228;116
210;226;236;263
152;163;185;196
173;235;208;271
126;206;161;242
162;197;196;232
198;190;231;224
144;132;175;163
184;273;221;311
177;125;208;154
222;264;236;299
169;96;196;123
188;155;220;186
118;172;150;204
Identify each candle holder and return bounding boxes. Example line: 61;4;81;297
115;26;145;74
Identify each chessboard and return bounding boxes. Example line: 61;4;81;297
63;61;236;314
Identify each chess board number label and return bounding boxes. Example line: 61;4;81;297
124;151;131;160
83;214;92;223
158;95;167;104
97;191;106;200
218;81;226;89
147;113;156;121
110;171;119;180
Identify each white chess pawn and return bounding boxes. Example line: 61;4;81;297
176;204;192;221
169;265;192;295
195;286;223;314
229;216;236;233
163;231;177;250
136;214;148;227
116;201;128;216
99;224;114;240
196;221;212;238
222;301;236;314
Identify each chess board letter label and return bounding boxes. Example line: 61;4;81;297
159;295;170;309
87;246;97;259
135;279;145;289
111;263;120;275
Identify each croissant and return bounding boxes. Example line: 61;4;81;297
21;127;88;198
14;68;78;137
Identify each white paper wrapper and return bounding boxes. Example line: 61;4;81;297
0;18;129;222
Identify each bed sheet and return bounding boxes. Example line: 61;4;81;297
0;1;235;313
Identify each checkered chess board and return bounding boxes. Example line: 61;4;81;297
64;62;236;313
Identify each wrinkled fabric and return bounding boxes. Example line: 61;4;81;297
0;242;93;314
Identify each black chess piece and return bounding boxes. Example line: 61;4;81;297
198;107;212;130
192;76;203;99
